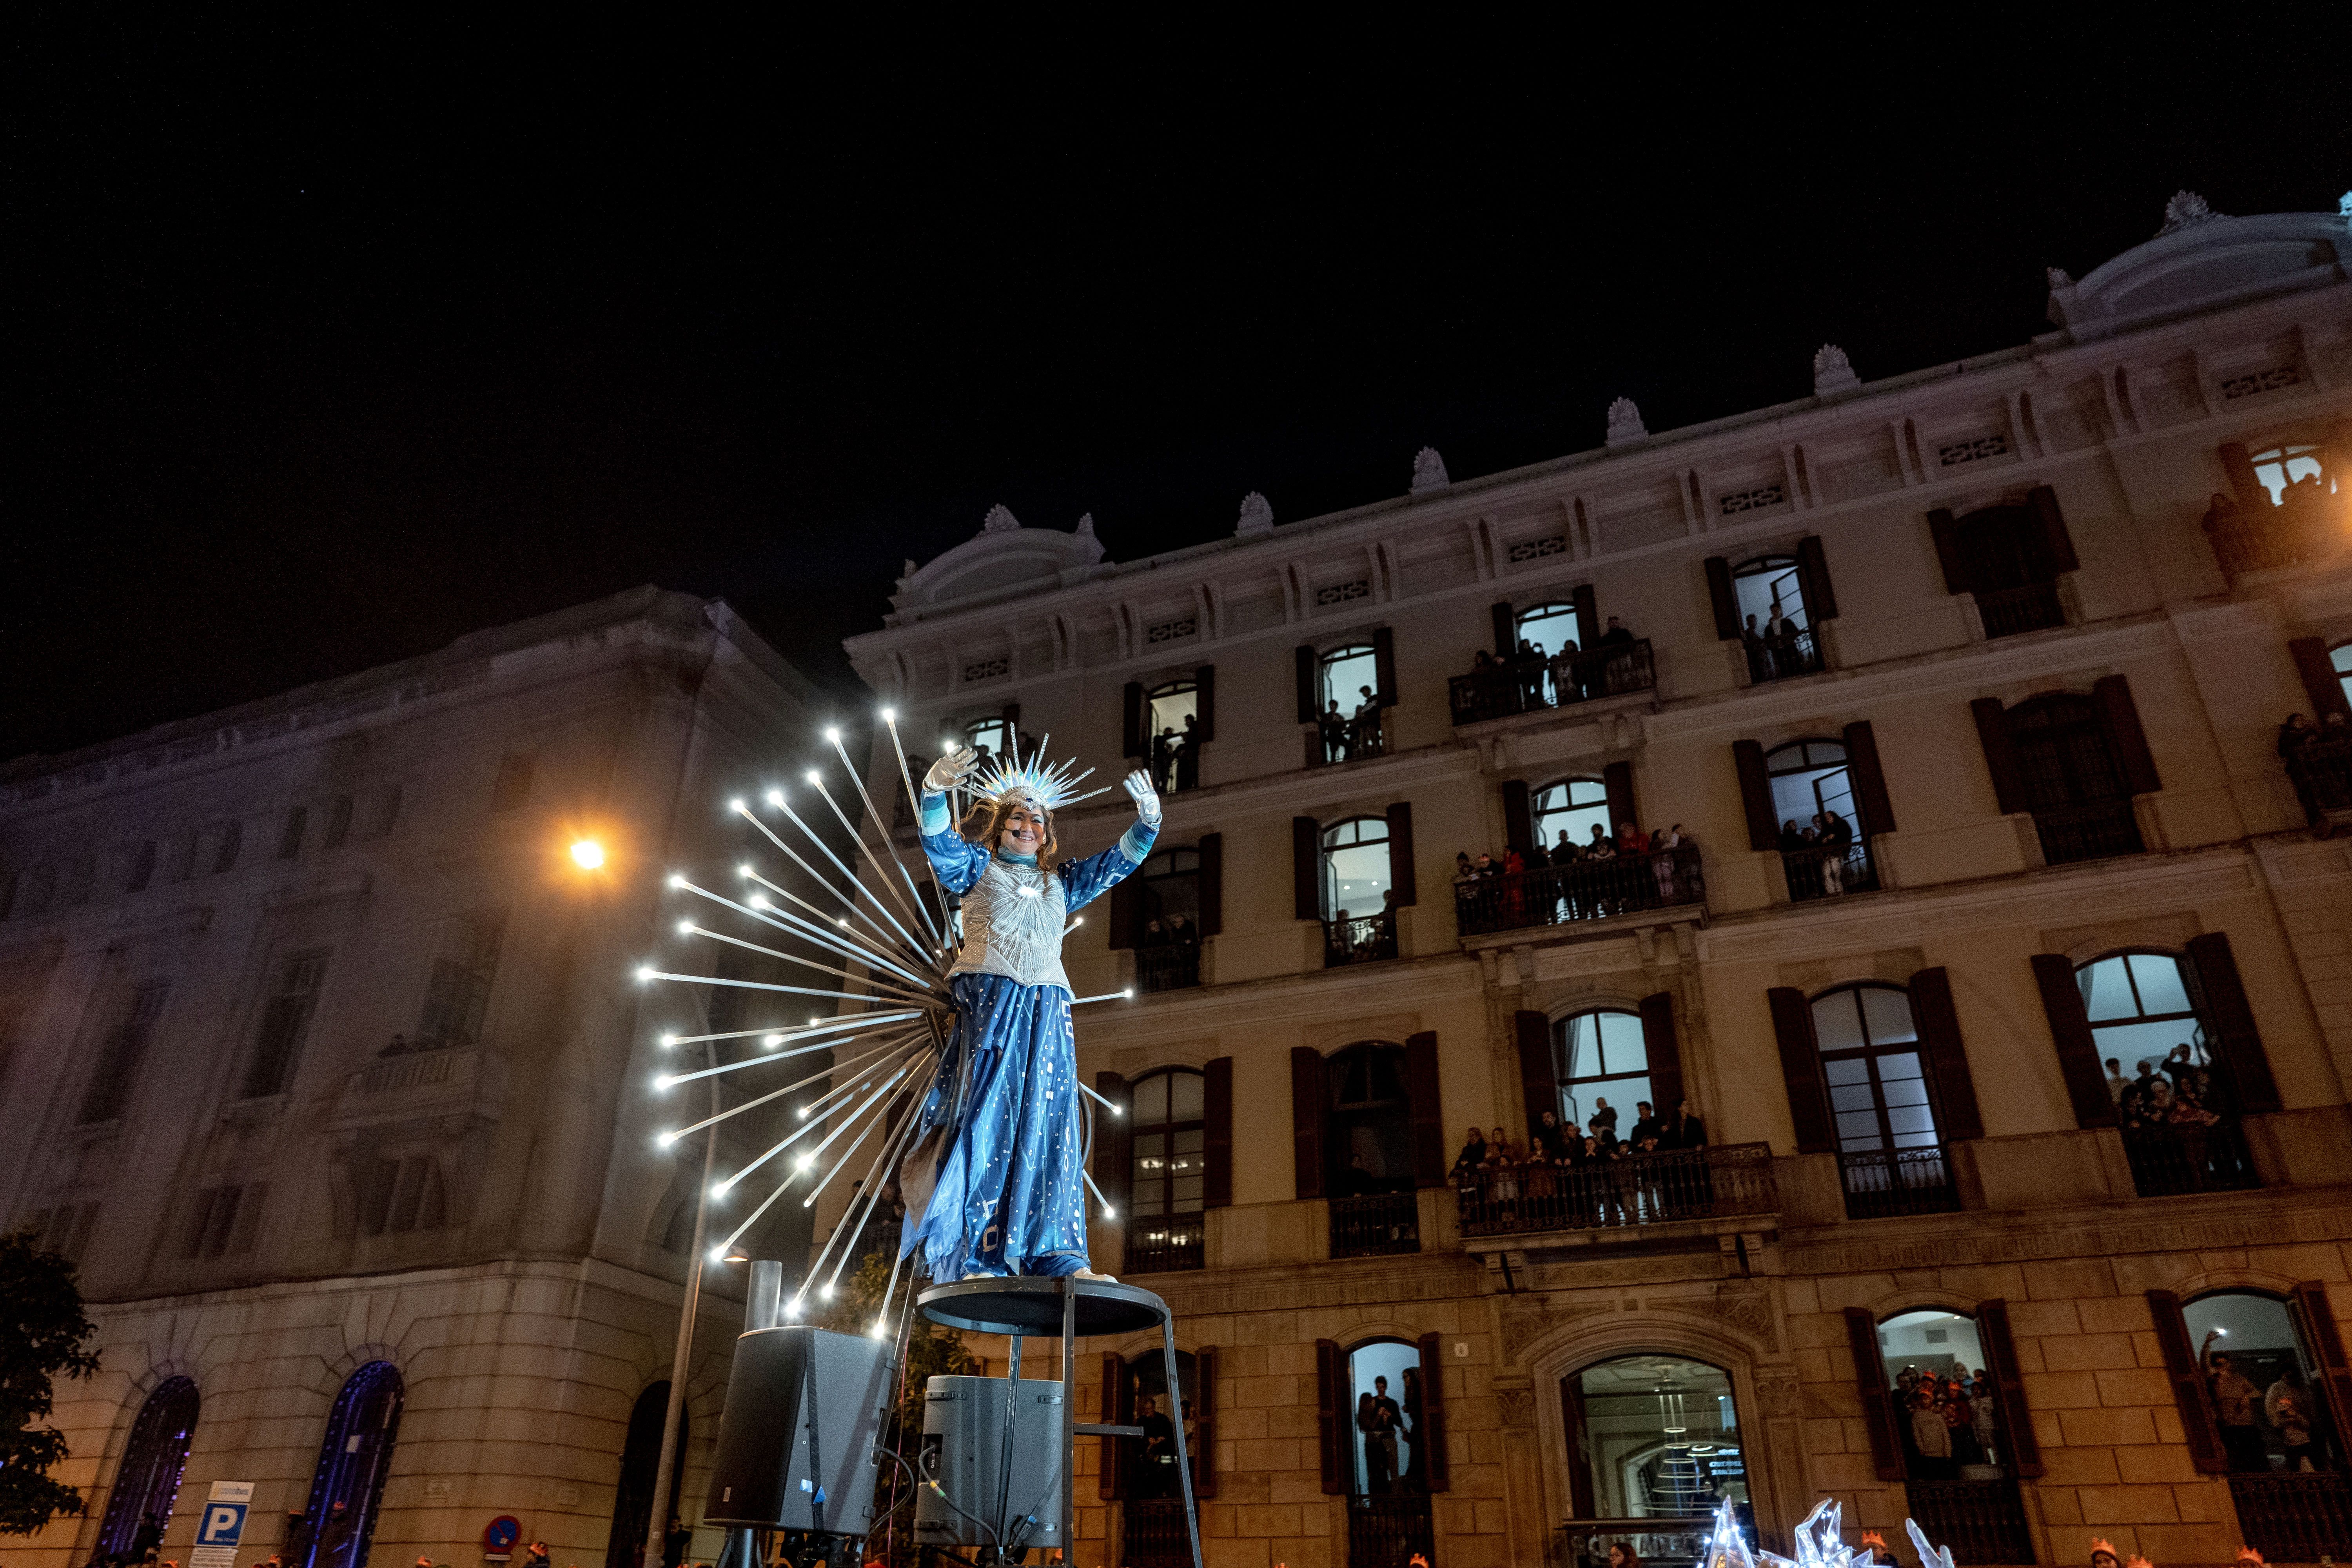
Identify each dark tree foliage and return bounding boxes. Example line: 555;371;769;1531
1;1230;101;1535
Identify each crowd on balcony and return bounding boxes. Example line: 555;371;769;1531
1454;618;1650;722
1892;1365;2000;1478
1778;809;1859;896
2106;1048;2250;1192
1740;605;1812;683
1318;689;1385;762
1148;715;1203;792
1451;1100;1711;1224
2278;710;2352;823
1451;823;1700;933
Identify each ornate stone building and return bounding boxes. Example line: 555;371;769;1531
1;588;828;1568
844;195;2352;1566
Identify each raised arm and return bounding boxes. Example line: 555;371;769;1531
917;746;991;894
1057;768;1161;913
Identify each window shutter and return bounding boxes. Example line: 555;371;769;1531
1768;987;1835;1154
2184;932;2283;1114
1315;1339;1347;1494
1927;508;1972;594
1386;802;1417;908
1405;1031;1445;1188
1295;645;1319;725
2146;1290;2229;1473
1203;1056;1233;1209
1191;664;1216;744
1372;628;1397;709
2027;484;2080;573
2288;637;2352;721
1907;967;1984;1141
1796;534;1840;621
1490;602;1515;657
1571;584;1598;650
1703;556;1740;641
2029;953;2121;1128
1123;683;1146;760
1975;1300;2043;1477
1970;697;2028;815
1733;740;1778;851
2092;674;2162;795
1501;780;1534;860
1098;1353;1127;1500
1292;817;1321;921
1094;1072;1132;1219
1559;1378;1596;1518
1841;720;1898;834
1107;873;1143;951
1843;1307;1907;1481
1197;832;1223;937
2289;1281;2352;1468
1639;992;1684;1122
1290;1047;1327;1200
1192;1346;1219;1499
1415;1332;1450;1492
1602;761;1638;837
1515;1009;1556;1146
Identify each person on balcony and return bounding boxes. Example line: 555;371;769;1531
1742;613;1770;682
1320;698;1350;762
2203;1344;2267;1471
2267;1368;2317;1471
1548;639;1581;705
1449;1127;1487;1181
1350;685;1383;756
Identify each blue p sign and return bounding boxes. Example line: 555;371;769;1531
197;1503;248;1547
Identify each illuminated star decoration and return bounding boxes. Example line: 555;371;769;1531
633;713;1128;1336
1696;1500;1955;1568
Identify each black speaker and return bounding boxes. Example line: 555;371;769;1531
705;1326;893;1532
913;1376;1065;1552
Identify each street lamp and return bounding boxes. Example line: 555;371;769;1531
571;838;607;870
643;1032;723;1568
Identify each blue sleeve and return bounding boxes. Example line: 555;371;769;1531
1057;820;1157;913
918;791;990;895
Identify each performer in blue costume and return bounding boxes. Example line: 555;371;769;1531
899;740;1159;1281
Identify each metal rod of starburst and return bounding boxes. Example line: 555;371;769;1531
766;789;934;966
658;1031;924;1143
711;1058;923;1256
811;1090;929;1297
733;803;930;969
1071;989;1136;1007
710;1051;924;1224
825;731;946;947
681;877;940;991
659;1009;921;1053
679;923;938;1007
660;1019;927;1088
881;713;958;937
800;773;944;956
638;966;923;1009
775;1032;931;1129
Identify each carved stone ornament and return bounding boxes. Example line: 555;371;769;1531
1751;1365;1802;1419
1236;491;1275;538
1495;1388;1536;1429
2158;189;2223;236
1500;1297;1611;1359
2045;266;2074;290
1604;396;1647;446
981;504;1022;535
1411;446;1450;493
1714;1281;1779;1349
1811;344;1859;396
1075;512;1096;538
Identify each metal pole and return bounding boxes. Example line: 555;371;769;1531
1161;1314;1203;1568
643;1045;723;1568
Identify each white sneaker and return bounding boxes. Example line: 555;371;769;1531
1073;1268;1118;1283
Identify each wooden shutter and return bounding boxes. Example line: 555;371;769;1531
1974;1299;2044;1477
1559;1377;1596;1518
2185;932;2283;1114
1571;584;1597;649
1386;802;1417;907
1797;534;1840;621
2027;484;2080;573
1639;992;1684;1123
1907;967;1984;1141
1315;1339;1347;1494
2092;674;2162;794
1927;507;1973;594
1768;987;1835;1154
1098;1354;1127;1500
1292;817;1321;921
2030;953;2120;1128
1501;779;1534;860
1415;1332;1450;1492
1290;1047;1327;1200
1372;628;1397;708
1295;645;1319;724
1094;1072;1132;1219
1841;720;1898;834
2147;1289;2229;1473
1191;1346;1218;1499
1602;761;1638;836
1192;665;1216;744
1405;1031;1445;1188
2289;1281;2352;1466
1971;697;2027;815
2219;441;2266;508
1490;602;1515;657
1123;682;1147;760
1107;872;1143;950
1203;1057;1233;1209
1703;556;1740;640
1197;832;1223;937
1733;739;1778;851
2288;637;2352;721
1844;1307;1907;1481
1516;1009;1556;1144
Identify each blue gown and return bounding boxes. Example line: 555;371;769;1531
900;795;1154;1279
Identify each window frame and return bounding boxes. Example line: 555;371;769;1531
1809;982;1938;1154
1731;554;1810;631
1559;1352;1748;1522
1531;777;1610;855
1765;737;1862;836
241;947;332;1100
1127;1067;1207;1229
1550;1007;1650;1143
1319;815;1392;922
1513;601;1584;656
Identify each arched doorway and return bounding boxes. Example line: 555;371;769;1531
605;1383;691;1568
1558;1354;1748;1565
91;1376;200;1565
292;1362;404;1568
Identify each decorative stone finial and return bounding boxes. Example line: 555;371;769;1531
980;504;1021;535
2046;266;2074;290
1410;447;1450;493
1604;397;1647;447
1075;513;1096;538
1235;491;1274;538
2158;189;2223;236
1811;345;1860;396
2340;191;2351;222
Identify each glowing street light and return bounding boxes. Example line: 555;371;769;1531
571;839;606;870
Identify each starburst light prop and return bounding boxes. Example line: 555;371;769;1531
1695;1499;1956;1568
634;713;1131;1334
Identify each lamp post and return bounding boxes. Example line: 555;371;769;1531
642;1038;721;1568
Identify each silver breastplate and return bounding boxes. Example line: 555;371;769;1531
951;858;1071;991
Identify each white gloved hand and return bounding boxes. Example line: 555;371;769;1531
924;745;979;793
1122;769;1161;827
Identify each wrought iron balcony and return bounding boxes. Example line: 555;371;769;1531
2230;1472;2352;1562
2204;488;2347;580
1454;846;1704;938
1904;1479;2035;1565
1448;639;1655;725
1330;1190;1419;1258
1975;581;2066;638
2030;799;2143;865
2122;1118;2260;1198
2286;732;2352;831
1782;842;1877;902
1121;1216;1205;1275
1134;942;1201;993
1456;1142;1775;1238
1323;914;1398;968
1346;1495;1434;1568
1837;1145;1961;1219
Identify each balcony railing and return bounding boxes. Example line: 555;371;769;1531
1346;1494;1434;1568
1838;1146;1961;1219
1743;627;1824;684
1457;1142;1775;1238
2031;798;2144;865
1454;846;1705;937
1903;1479;2036;1565
1121;1216;1205;1275
1448;639;1656;725
1123;1499;1200;1568
2122;1118;2260;1198
1323;914;1398;968
1561;1520;1735;1568
2286;732;2352;829
1975;580;2066;638
1314;713;1388;766
1330;1190;1419;1258
2205;488;2346;580
1134;942;1201;993
1782;842;1876;902
2231;1473;2352;1561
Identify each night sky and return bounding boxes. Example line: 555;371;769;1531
13;17;2351;760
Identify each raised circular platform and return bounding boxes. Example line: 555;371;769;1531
917;1276;1172;1337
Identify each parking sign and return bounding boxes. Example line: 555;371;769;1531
189;1482;253;1568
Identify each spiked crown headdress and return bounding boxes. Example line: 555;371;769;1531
968;733;1112;814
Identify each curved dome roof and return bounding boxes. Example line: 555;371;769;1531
889;505;1107;619
2046;192;2348;343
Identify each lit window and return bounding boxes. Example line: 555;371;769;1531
1532;778;1610;858
1561;1355;1746;1521
1513;601;1583;658
1319;818;1391;921
2251;445;2332;506
1810;985;1935;1152
1555;1010;1649;1143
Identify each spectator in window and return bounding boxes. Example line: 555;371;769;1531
1666;1098;1706;1149
1742;613;1770;681
2104;1057;2127;1103
1152;727;1178;791
1589;1096;1619;1141
1321;699;1350;762
1548;640;1581;705
1535;1109;1572;1162
1766;597;1799;671
1586;824;1613;858
1615;821;1644;857
1142;917;1166;947
2160;1043;2197;1094
2203;1345;2267;1470
1546;829;1578;867
1450;1126;1487;1180
1136;1392;1178;1496
1598;616;1633;648
1369;1376;1405;1490
1177;713;1201;789
2267;1367;2317;1472
1454;851;1476;887
1352;685;1383;757
1165;911;1195;946
2280;712;2316;756
1909;1384;1953;1478
2118;1059;2158;1123
1628;1101;1662;1149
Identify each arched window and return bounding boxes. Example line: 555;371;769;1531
2177;1290;2344;1477
960;713;1013;765
1132;848;1203;993
1320;818;1391;922
1554;1009;1649;1146
1731;556;1822;681
1111;1348;1204;1502
1316;645;1384;762
2076;951;2257;1195
2328;641;2352;713
1327;1043;1412;1197
1811;985;1935;1152
605;1383;690;1568
1127;1069;1206;1273
1144;679;1200;793
1947;501;2069;637
293;1361;404;1568
1864;1310;2036;1555
1346;1338;1426;1497
1559;1355;1746;1548
93;1377;200;1565
2252;444;2335;505
1532;779;1610;858
1766;740;1875;899
1515;601;1584;660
